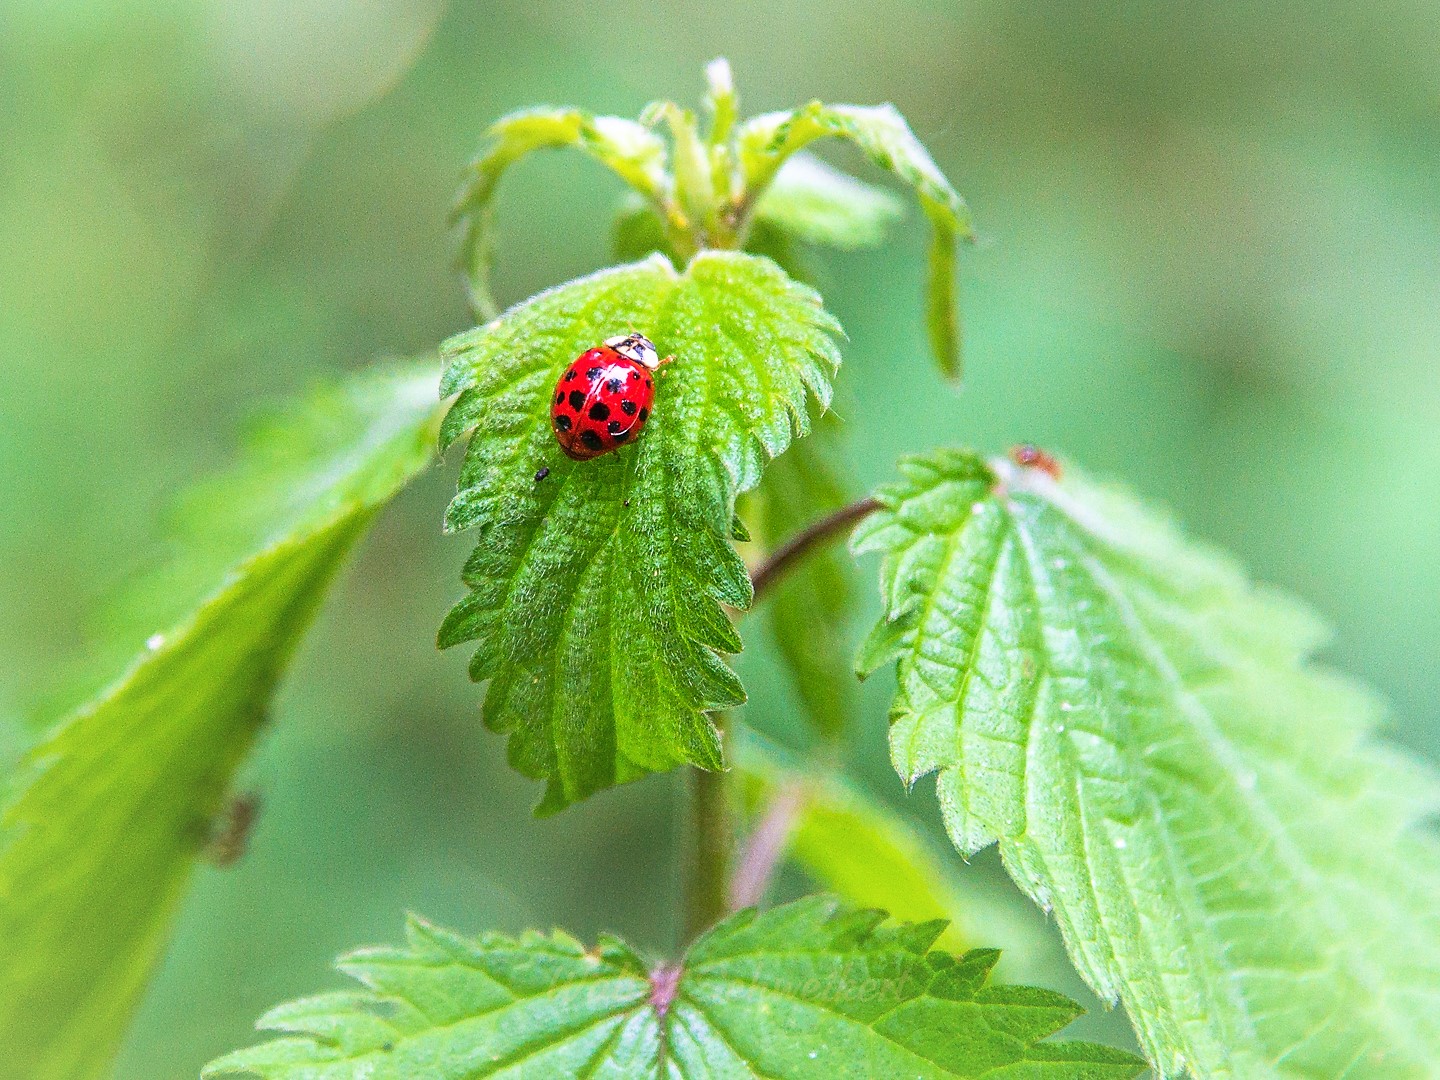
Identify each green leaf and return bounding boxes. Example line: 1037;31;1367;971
438;252;840;812
746;414;858;738
0;710;26;805
612;194;811;289
854;447;1440;1078
735;738;1108;995
702;57;738;149
611;193;675;265
452;107;670;319
753;152;905;250
644;101;719;243
205;894;1144;1079
737;102;971;380
0;363;442;1080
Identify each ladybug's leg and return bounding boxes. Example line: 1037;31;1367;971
658;354;676;367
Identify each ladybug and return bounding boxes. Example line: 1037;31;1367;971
550;333;668;460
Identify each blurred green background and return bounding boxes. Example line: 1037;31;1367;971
4;0;1439;1075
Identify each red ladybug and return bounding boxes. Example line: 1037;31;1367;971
551;333;668;460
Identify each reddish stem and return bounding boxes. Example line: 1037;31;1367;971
648;963;683;1019
728;780;808;912
748;497;881;602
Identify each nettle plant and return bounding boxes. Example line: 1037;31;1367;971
4;60;1439;1080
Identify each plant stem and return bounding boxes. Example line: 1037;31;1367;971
684;718;734;942
682;499;881;940
728;779;806;912
749;497;882;602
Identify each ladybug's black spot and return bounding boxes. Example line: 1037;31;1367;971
535;466;550;481
588;402;611;421
639;407;649;421
645;377;652;387
606;377;623;393
554;414;572;432
620;399;637;416
607;420;625;435
565;369;577;381
556;391;564;403
579;430;604;451
568;390;586;410
585;366;602;380
629;371;639;382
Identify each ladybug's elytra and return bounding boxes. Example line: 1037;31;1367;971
551;333;669;460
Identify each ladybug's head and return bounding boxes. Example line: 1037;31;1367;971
604;332;661;370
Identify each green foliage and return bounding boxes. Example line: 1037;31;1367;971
854;448;1440;1078
0;713;23;803
0;364;442;1080
610;150;903;274
610;137;885;747
701;58;739;150
752;152;905;250
438;251;839;811
453;107;670;319
610;193;676;265
206;895;1144;1079
736;745;1082;989
452;63;963;377
644;99;719;245
737;102;972;379
21;38;1440;1080
610;158;877;743
745;415;859;738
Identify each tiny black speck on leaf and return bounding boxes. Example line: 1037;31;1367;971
535;466;550;482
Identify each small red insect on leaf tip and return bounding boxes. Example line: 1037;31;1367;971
1010;443;1062;480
